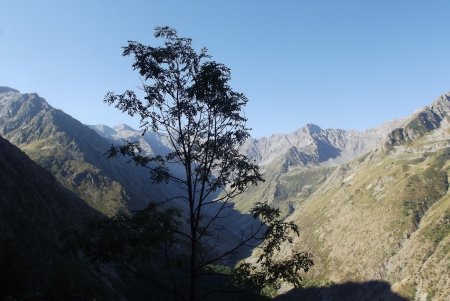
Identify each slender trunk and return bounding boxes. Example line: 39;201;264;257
189;174;197;301
189;233;197;301
186;156;196;301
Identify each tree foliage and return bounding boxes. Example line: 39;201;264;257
70;26;314;300
232;202;313;296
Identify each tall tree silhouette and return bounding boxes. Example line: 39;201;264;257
102;26;313;300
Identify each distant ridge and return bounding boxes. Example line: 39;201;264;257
243;119;404;169
90;123;173;157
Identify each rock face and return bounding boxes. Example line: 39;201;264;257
89;123;172;156
0;87;169;216
387;93;450;145
243;120;404;171
90;123;188;181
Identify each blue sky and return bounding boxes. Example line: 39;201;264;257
1;1;450;138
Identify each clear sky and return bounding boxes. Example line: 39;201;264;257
1;1;450;138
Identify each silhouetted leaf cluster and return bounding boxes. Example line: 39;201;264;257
232;203;313;295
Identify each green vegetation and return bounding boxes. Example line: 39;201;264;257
276;167;336;201
396;281;417;300
401;150;449;227
27;142;127;216
422;207;450;246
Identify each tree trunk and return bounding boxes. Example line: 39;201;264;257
189;236;197;301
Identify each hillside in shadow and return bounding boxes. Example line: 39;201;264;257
276;280;408;301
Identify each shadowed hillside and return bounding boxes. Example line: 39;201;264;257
276;280;408;301
0;134;118;299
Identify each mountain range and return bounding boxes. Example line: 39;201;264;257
242;119;404;169
89;123;173;156
236;93;450;300
0;87;173;216
0;86;448;300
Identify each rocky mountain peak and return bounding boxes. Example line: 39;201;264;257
91;123;174;157
429;92;450;114
386;92;450;145
114;123;136;132
303;123;322;135
243;120;401;171
89;124;118;138
0;91;53;138
0;86;20;94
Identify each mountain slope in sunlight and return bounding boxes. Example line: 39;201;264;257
0;87;170;216
239;93;450;300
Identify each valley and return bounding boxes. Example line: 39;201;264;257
0;87;448;300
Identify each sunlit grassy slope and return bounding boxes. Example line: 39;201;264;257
234;107;449;300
